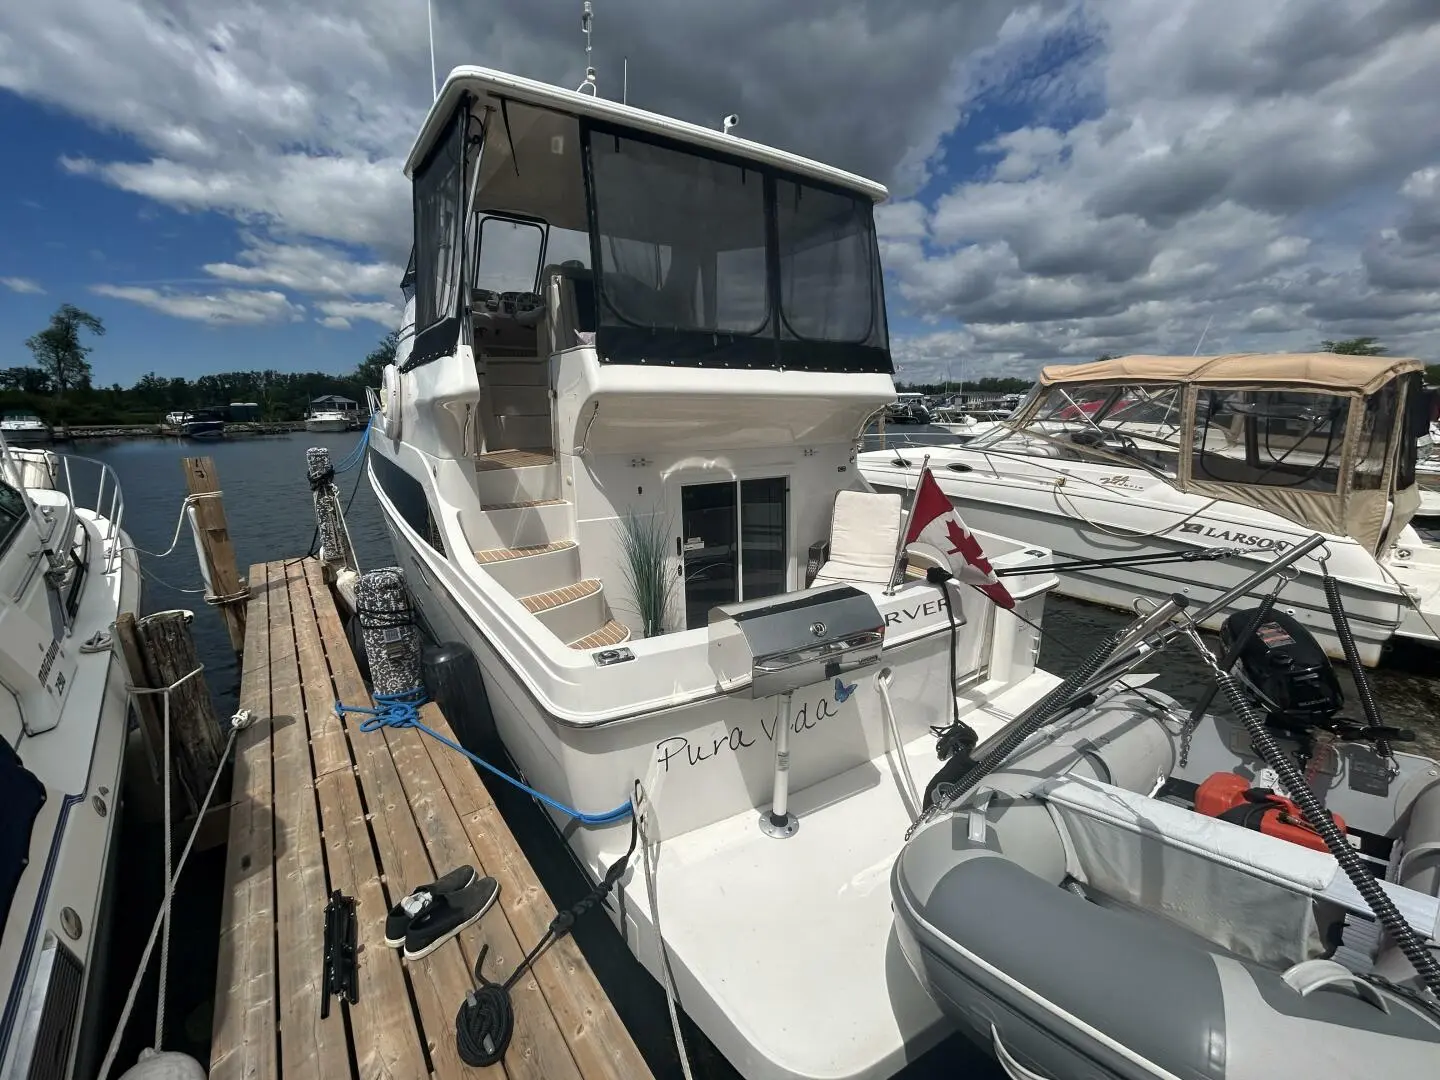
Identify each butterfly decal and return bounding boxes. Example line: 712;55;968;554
834;677;856;704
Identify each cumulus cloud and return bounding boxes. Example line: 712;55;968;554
90;285;305;325
0;276;44;294
878;0;1440;381
314;298;402;329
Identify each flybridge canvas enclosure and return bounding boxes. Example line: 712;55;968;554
1021;354;1426;553
582;121;891;373
408;100;469;370
400;68;896;377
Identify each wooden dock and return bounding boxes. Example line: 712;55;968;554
210;556;653;1080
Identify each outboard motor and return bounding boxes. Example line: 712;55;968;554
1219;608;1343;736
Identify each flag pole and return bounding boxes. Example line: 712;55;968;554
884;454;929;595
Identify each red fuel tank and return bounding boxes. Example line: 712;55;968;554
1195;772;1345;854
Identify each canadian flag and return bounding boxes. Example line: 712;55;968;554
904;467;1015;610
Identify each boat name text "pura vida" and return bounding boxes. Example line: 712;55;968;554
654;686;851;772
1179;522;1292;551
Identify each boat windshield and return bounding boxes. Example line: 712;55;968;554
583;123;890;373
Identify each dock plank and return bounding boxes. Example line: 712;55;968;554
289;562;430;1080
384;721;577;1080
215;557;652;1080
268;559;348;1075
304;560;506;1078
211;563;278;1080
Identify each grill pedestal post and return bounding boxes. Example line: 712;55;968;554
759;690;799;838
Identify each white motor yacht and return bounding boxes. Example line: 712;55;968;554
860;354;1440;666
367;65;1075;1080
0;414;53;447
0;442;140;1080
304;409;352;433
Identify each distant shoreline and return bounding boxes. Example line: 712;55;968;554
46;421;318;441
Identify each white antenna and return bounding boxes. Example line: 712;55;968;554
426;0;438;101
1192;314;1214;355
577;2;598;96
623;56;629;105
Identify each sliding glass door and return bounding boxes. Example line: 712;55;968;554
681;478;789;629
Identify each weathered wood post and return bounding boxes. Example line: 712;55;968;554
182;456;247;655
114;609;226;819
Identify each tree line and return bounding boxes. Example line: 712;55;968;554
3;304;398;425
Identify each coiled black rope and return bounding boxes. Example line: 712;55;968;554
1211;668;1440;997
1320;570;1392;761
455;811;640;1066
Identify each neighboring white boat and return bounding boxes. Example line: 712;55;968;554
368;64;1076;1080
0;440;140;1080
0;413;52;447
860;354;1440;666
304;409;351;433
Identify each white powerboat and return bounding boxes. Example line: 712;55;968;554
305;409;352;433
0;413;53;447
861;354;1440;666
367;64;1076;1079
0;442;140;1079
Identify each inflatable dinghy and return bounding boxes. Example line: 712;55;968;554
893;604;1440;1079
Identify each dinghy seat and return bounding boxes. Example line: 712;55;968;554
809;489;902;588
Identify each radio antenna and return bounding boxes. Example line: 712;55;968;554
426;0;438;101
577;2;598;96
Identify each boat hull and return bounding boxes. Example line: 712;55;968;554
305;418;350;433
860;449;1437;665
372;483;1058;1080
0;521;141;1080
0;429;53;447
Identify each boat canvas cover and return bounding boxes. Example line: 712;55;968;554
1031;353;1426;553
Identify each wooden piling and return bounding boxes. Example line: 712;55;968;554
115;609;227;819
182;456;248;655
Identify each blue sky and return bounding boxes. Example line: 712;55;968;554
0;92;390;384
3;1;1439;387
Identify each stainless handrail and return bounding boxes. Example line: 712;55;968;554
51;451;127;575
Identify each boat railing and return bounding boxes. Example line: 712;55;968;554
54;453;127;576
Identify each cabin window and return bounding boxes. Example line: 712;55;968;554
470;215;547;296
588;131;770;337
1353;380;1398;492
775;179;883;345
409;101;469;369
1190;389;1346;493
370;452;446;555
582;121;890;373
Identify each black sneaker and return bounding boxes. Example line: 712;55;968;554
384;865;478;947
403;876;500;961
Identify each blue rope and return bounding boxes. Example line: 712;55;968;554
332;417;372;474
336;689;634;825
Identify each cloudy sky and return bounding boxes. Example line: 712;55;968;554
2;0;1439;386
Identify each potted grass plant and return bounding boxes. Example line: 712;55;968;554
616;506;676;638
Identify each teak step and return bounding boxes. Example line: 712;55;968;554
473;539;576;564
569;620;631;651
521;578;601;613
474;448;553;471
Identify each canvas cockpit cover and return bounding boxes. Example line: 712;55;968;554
1039;353;1423;395
1023;354;1427;553
406;100;469;371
